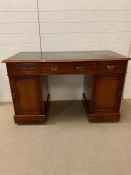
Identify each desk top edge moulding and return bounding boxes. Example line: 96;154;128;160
2;50;131;124
2;50;130;63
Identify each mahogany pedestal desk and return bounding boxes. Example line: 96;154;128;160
2;51;130;124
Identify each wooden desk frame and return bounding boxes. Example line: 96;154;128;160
2;51;130;124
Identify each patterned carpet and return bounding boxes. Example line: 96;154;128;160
0;100;131;175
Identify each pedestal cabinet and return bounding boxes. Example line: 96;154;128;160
9;76;48;123
84;74;125;122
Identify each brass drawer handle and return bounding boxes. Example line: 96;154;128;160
18;65;30;71
50;66;58;71
76;66;85;71
106;65;115;70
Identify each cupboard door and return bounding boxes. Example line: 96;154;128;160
93;75;124;113
11;77;42;115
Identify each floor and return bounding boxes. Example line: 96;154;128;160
0;100;131;175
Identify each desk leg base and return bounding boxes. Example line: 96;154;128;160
83;93;120;122
14;115;47;124
87;113;120;122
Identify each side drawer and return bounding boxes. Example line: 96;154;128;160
95;61;127;73
7;63;40;76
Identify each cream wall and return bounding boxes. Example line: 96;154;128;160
0;0;131;101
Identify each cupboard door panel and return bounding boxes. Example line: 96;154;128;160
94;75;124;112
12;77;42;115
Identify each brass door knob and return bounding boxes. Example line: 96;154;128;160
12;92;16;101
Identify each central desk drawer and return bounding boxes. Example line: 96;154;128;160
41;62;94;74
7;63;40;76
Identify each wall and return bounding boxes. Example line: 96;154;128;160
0;0;131;101
0;0;40;101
